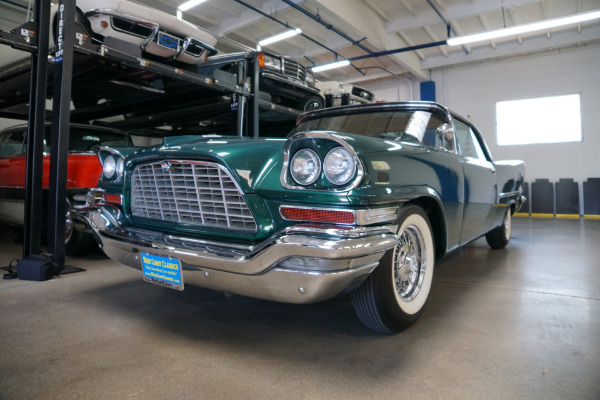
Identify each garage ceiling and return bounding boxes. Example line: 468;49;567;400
2;0;600;86
143;0;600;85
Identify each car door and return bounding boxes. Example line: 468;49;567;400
0;127;27;225
453;117;498;244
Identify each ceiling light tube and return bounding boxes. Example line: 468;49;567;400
258;28;302;47
447;9;600;46
311;60;351;73
178;0;208;12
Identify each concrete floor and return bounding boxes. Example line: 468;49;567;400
0;218;599;400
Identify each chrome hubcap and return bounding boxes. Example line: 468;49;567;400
65;207;73;244
394;225;427;302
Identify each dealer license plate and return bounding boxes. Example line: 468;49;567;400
141;253;184;291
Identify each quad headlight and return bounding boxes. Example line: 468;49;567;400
290;149;321;185
323;147;356;185
102;153;124;181
116;157;124;180
103;155;117;179
283;132;363;190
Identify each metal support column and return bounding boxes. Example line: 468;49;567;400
23;0;50;259
47;0;76;269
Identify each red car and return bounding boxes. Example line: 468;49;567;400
0;123;133;255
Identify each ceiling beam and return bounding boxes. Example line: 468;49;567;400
309;0;429;80
217;0;305;36
387;0;541;33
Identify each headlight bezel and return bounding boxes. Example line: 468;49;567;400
98;147;126;182
281;132;363;191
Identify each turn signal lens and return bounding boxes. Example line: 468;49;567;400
257;53;265;67
100;20;108;29
280;206;356;224
103;193;122;205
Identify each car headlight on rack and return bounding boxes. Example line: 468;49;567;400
103;155;117;180
323;147;356;185
305;70;315;86
261;54;282;72
290;149;321;185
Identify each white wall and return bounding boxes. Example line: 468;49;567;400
431;43;600;185
362;76;420;102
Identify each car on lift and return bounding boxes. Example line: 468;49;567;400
0;0;217;67
316;80;376;107
0;123;133;255
80;101;525;334
71;0;218;67
196;51;324;112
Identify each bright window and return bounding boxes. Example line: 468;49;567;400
496;94;582;145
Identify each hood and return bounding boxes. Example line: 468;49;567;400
127;136;288;193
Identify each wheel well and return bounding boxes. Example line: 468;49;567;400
405;197;447;261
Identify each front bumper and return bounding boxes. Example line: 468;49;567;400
86;206;397;304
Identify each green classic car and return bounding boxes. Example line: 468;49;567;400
82;101;525;334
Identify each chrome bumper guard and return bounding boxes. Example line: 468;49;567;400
85;205;397;304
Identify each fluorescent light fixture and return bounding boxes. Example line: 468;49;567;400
258;28;302;47
178;0;208;12
447;9;600;46
311;60;351;73
176;10;182;19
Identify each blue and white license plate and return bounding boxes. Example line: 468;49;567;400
141;253;184;291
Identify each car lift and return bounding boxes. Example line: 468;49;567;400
0;0;303;279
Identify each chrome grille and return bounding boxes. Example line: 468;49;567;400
130;160;257;231
283;59;306;82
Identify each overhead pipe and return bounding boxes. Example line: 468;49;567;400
424;0;469;55
230;0;364;75
308;40;447;70
279;0;376;56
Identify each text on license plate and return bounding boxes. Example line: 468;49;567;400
141;253;184;291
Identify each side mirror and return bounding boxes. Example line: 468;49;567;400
436;123;455;152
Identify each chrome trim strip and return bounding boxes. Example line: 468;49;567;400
499;190;522;198
280;131;365;192
283;224;397;238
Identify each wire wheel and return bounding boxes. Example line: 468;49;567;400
351;205;435;334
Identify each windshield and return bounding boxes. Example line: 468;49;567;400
43;126;132;152
294;110;449;146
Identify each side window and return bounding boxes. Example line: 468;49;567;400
454;119;488;161
0;129;26;156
